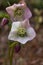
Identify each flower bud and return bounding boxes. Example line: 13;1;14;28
1;18;9;26
15;44;21;53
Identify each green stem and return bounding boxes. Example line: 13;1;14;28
8;42;18;65
10;47;14;65
8;46;11;60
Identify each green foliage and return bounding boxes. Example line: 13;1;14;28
0;0;43;9
9;41;19;48
0;11;9;18
8;21;12;29
0;0;8;7
9;42;16;48
8;0;20;4
26;0;43;9
0;0;20;8
34;0;43;9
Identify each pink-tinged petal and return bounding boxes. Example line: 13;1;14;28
6;3;25;21
6;5;16;21
21;19;30;28
6;3;32;21
24;7;32;19
6;3;24;17
14;3;24;7
6;5;14;18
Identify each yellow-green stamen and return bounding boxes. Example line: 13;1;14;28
17;27;26;37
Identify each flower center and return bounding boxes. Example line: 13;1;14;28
17;27;26;37
14;7;24;17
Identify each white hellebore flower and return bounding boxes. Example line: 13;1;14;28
8;20;36;44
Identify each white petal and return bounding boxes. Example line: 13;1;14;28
8;22;36;44
27;27;36;41
11;22;21;32
8;32;30;44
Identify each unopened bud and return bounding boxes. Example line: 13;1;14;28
1;18;9;26
15;44;21;53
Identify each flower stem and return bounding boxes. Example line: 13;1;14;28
10;47;14;65
8;41;18;65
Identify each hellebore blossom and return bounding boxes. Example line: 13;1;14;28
6;3;32;21
8;19;36;44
